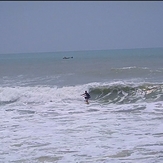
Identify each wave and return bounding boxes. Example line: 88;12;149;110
110;66;163;75
111;66;149;70
0;82;163;106
89;82;163;104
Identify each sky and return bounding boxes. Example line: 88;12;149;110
0;1;163;54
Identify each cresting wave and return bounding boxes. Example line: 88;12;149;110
0;82;163;106
89;83;163;104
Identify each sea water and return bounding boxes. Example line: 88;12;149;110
0;48;163;163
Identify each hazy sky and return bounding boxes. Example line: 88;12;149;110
0;1;163;54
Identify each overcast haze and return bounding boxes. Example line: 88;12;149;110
0;1;163;54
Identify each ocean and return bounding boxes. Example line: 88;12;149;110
0;48;163;163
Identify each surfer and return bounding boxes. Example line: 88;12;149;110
81;91;91;104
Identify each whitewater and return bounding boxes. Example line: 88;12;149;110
0;48;163;163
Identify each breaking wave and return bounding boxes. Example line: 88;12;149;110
89;82;163;104
1;82;163;107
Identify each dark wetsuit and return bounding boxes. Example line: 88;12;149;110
84;92;91;100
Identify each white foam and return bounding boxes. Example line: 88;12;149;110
1;83;163;162
0;84;92;108
0;87;20;102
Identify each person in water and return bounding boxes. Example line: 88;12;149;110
81;91;91;103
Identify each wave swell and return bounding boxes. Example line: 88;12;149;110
89;83;163;104
1;82;163;106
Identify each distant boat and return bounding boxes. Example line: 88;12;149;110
63;57;73;59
